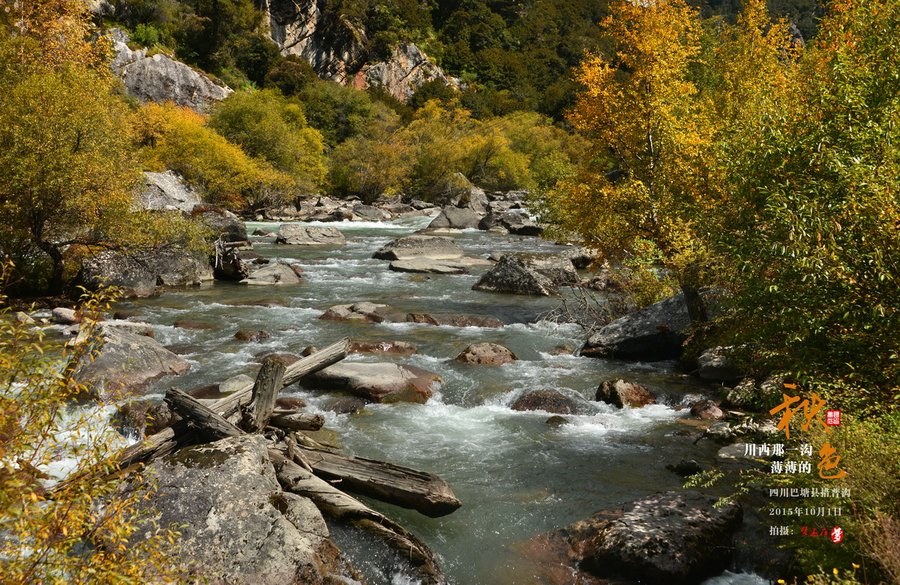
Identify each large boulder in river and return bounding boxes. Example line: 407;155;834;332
373;235;464;260
581;292;707;361
240;262;302;285
545;491;742;585
510;389;594;415
427;206;481;230
389;258;471;274
72;327;190;397
455;342;517;366
193;205;248;242
472;255;558;296
596;379;656;408
301;362;441;404
110;29;232;113
478;209;542;236
137;171;201;213
276;224;346;246
80;248;213;298
136;435;344;584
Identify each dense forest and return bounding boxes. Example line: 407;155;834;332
0;0;897;583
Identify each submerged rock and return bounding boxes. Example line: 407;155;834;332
373;235;464;261
136;435;345;584
596;379;656;408
302;362;441;404
276;224;346;246
455;342;517;366
350;340;418;355
545;491;742;585
320;302;393;323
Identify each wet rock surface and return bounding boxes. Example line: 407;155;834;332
301;362;441;404
596;379;657;408
136;436;344;584
455;342;517;366
544;491;743;585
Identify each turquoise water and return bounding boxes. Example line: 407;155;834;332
113;217;767;585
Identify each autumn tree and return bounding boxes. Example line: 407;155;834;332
546;0;718;320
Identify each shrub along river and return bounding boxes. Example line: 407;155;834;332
111;216;768;585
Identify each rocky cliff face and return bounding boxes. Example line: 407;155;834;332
261;0;368;83
261;0;453;101
110;29;232;113
355;43;454;102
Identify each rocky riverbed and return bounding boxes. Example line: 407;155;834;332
40;210;778;585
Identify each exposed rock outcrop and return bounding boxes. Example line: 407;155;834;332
136;435;345;584
137;171;201;213
80;248;213;298
110;29;231;113
301;362;441;403
357;43;455;102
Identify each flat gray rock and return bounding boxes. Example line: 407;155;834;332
276;224;346;246
302;362;442;404
241;263;302;285
137;171;200;213
373;235;464;261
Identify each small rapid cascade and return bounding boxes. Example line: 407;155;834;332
107;216;767;585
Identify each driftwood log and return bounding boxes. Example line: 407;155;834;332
164;385;445;584
114;338;351;469
281;443;461;517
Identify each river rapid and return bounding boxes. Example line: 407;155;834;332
113;216;768;585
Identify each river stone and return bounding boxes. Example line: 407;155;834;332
690;399;725;420
389;258;470;274
580;292;694;361
404;313;504;328
550;491;742;585
697;346;743;383
72;327;190;398
455;342;517;366
472;255;558;296
241;263;302;285
98;319;155;337
276;224;346;245
193;206;247;242
596;379;656;408
15;311;35;324
510;389;593;415
301;362;441;404
113;399;174;438
372;235;464;261
137;171;200;213
350;341;418;355
234;329;270;342
427;206;481;230
320;302;393;323
51;307;79;325
81;248;213;298
478;209;542;236
135;435;344;584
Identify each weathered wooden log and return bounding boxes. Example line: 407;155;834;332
165;388;243;440
271;451;444;585
113;338;350;469
210;337;350;420
280;444;461;518
269;412;325;432
240;357;284;432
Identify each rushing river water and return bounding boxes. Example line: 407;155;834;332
111;216;768;585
